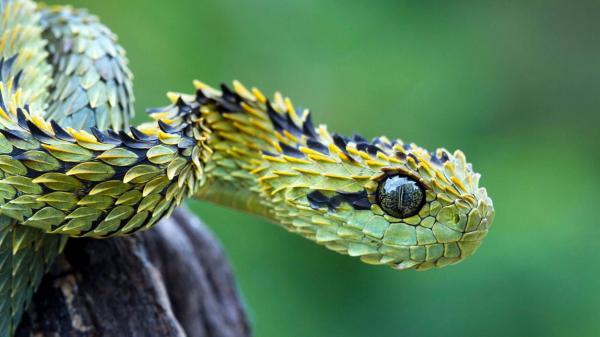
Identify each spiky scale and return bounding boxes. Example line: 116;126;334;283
104;205;134;223
121;211;149;233
90;219;119;236
166;156;188;179
89;180;131;196
138;194;161;213
0;205;27;222
32;173;83;191
16;150;61;171
22;207;65;231
124;164;161;184
59;219;92;234
67;161;115;181
147;144;177;164
4;136;38;151
10;195;44;210
142;176;169;196
2;176;42;195
42;143;93;162
0;134;13;154
37;192;78;211
116;189;142;206
97;147;139;166
78;195;114;210
0;183;16;199
0;155;27;176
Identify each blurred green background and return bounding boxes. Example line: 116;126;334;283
46;0;600;336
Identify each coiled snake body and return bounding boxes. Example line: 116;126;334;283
0;0;494;335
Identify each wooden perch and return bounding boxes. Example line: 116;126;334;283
15;208;252;337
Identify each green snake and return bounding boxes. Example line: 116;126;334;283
0;0;495;335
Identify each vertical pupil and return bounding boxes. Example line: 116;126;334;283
397;183;405;212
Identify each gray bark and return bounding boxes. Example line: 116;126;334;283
16;208;252;337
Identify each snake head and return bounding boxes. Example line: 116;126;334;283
187;81;494;271
260;128;494;270
359;143;495;270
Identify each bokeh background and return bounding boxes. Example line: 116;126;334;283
46;0;600;336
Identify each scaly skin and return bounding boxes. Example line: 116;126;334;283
0;1;133;335
0;0;495;335
40;5;135;131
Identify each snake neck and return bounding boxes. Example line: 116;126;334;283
154;80;375;224
147;81;285;219
149;79;366;222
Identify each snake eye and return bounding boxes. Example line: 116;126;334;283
376;175;425;218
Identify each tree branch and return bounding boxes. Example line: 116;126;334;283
16;208;251;337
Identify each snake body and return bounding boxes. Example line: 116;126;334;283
0;0;494;335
